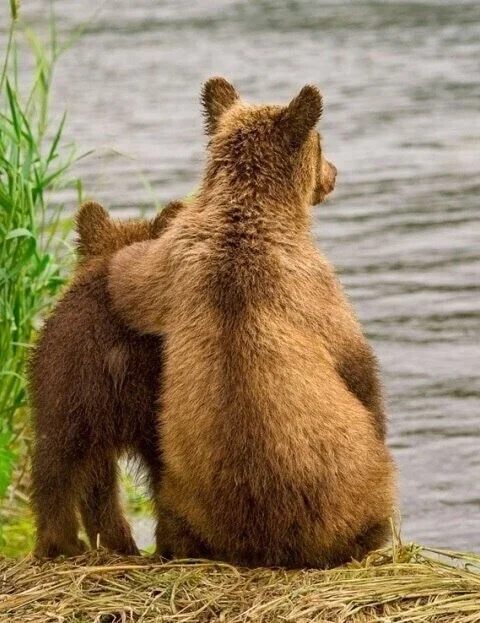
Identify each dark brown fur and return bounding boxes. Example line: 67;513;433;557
29;200;184;558
108;78;396;568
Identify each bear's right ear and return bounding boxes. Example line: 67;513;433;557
75;200;112;256
201;76;239;135
150;200;185;237
279;85;323;148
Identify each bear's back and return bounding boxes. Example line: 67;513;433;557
30;267;162;448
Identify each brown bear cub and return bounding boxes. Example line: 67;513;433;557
107;77;396;567
29;200;184;558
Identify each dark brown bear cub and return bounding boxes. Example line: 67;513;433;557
29;200;183;558
108;78;396;568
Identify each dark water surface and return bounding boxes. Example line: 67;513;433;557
2;0;479;551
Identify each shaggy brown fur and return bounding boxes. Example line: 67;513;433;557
29;200;184;558
108;78;396;568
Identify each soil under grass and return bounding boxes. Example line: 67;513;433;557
1;542;479;622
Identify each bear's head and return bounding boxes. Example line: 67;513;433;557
75;200;184;259
201;77;336;207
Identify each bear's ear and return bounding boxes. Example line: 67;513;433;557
201;76;239;135
75;200;112;256
150;200;185;237
279;85;323;148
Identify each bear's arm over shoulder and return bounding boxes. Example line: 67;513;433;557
108;238;170;335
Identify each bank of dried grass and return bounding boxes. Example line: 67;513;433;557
1;541;479;622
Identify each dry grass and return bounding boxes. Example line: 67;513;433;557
1;542;479;622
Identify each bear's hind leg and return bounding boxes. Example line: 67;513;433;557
31;445;86;558
153;497;210;560
353;519;391;560
79;451;139;556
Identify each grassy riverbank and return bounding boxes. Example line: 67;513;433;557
1;541;479;623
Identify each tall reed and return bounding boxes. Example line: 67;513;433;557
0;2;84;536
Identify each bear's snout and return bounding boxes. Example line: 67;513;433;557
322;159;337;195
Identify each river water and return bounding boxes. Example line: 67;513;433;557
2;0;479;552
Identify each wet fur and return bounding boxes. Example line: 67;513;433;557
108;78;396;568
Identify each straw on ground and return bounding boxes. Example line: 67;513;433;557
1;542;479;623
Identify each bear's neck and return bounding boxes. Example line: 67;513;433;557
198;164;311;239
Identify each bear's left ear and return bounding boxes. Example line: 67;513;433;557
279;85;323;148
75;201;112;256
201;76;239;135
